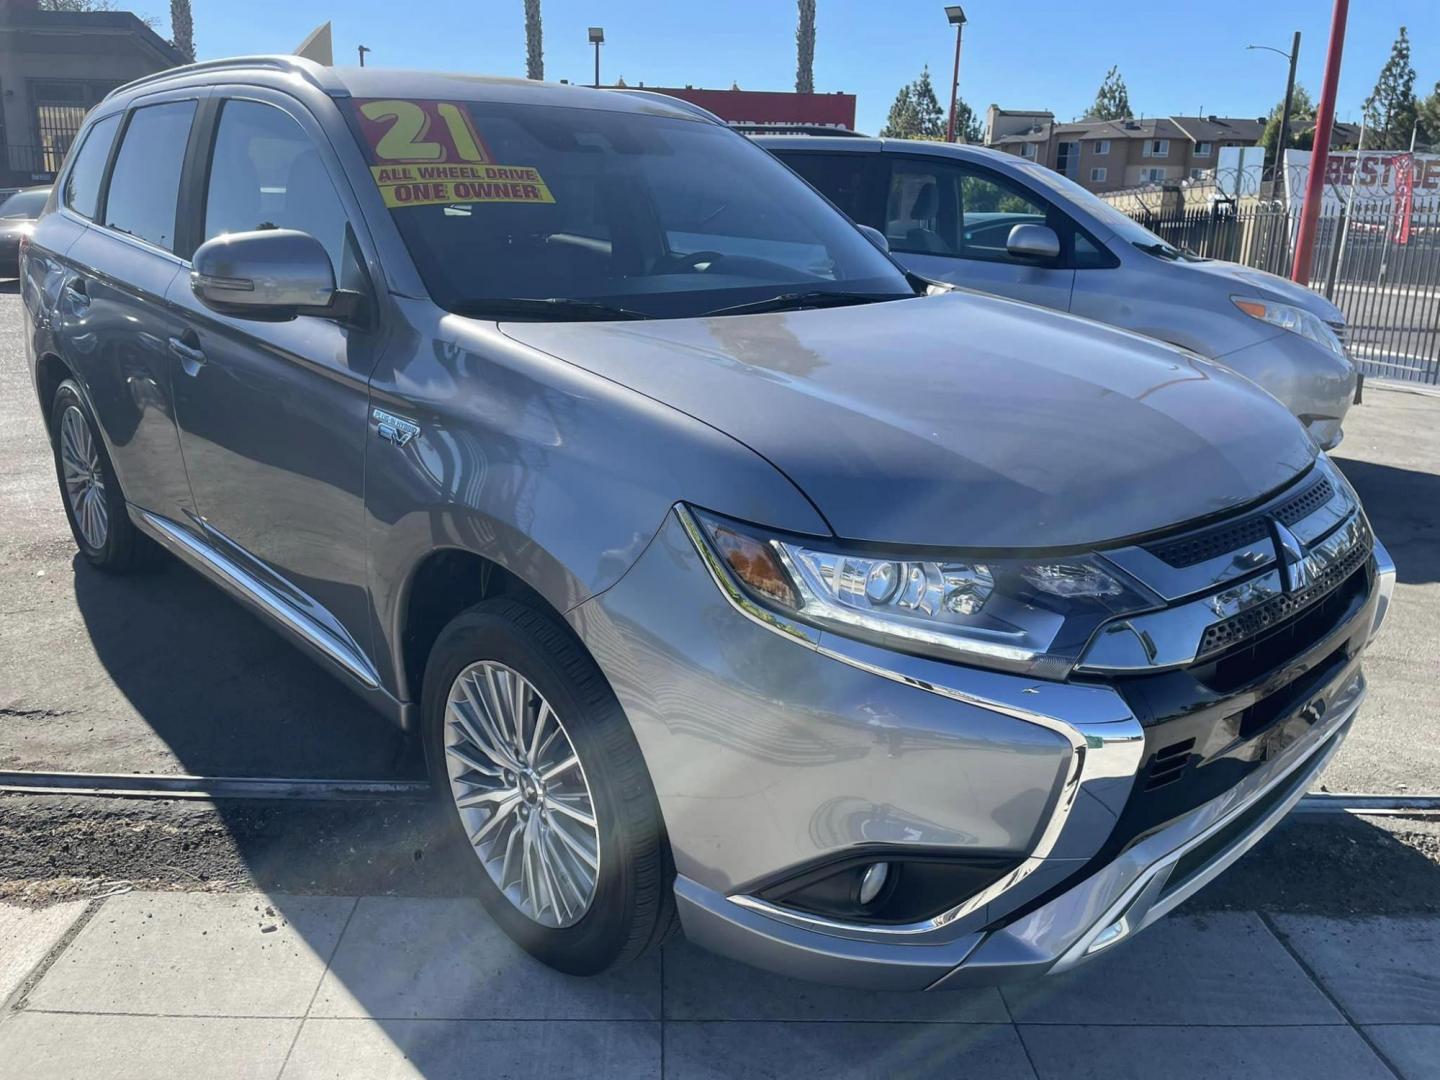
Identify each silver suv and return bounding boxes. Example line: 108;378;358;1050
758;136;1360;449
23;59;1394;989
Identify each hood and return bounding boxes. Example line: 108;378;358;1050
1178;258;1344;322
499;292;1317;550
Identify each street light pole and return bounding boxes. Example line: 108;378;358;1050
357;45;371;67
1248;34;1302;192
588;27;604;88
944;6;967;143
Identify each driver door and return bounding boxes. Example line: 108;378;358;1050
165;90;385;680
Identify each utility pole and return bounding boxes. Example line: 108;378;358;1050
357;45;371;67
1291;0;1348;284
1277;31;1301;191
944;6;967;143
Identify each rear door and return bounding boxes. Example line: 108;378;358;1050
52;92;205;523
774;150;884;225
165;88;385;675
880;155;1075;310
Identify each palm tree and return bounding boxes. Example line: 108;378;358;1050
524;0;543;81
795;0;815;94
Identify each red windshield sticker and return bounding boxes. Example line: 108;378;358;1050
353;99;554;208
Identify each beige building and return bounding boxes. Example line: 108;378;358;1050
0;4;183;189
985;106;1265;194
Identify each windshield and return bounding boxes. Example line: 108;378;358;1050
0;189;48;219
346;99;913;318
1007;161;1194;257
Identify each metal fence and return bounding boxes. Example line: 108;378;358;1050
1117;197;1440;386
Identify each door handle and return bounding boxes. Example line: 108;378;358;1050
168;330;206;375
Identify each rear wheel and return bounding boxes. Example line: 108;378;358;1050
421;597;676;974
48;380;162;573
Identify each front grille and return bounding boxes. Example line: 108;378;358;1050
1196;529;1371;659
1146;473;1334;568
1144;738;1195;791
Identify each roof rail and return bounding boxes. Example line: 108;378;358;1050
109;55;340;100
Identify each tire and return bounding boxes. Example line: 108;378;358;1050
48;379;163;574
422;596;677;975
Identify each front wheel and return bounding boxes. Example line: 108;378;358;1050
421;597;676;974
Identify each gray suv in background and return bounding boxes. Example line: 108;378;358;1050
759;136;1360;449
23;58;1394;989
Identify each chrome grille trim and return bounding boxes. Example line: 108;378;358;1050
1079;459;1371;674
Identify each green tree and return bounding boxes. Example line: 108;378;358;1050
524;0;543;80
795;0;816;95
1416;82;1440;145
1088;66;1133;121
879;83;920;139
952;98;983;143
911;67;945;138
169;0;194;63
1259;84;1315;170
879;68;943;139
1363;26;1418;149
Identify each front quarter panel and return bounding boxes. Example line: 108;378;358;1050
365;298;832;699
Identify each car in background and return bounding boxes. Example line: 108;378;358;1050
757;136;1358;449
0;186;50;275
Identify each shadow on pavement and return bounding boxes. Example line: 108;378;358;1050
1334;457;1440;584
70;553;419;780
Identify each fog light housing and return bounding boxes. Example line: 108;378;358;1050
857;862;890;906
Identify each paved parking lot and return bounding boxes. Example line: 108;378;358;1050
1;890;1438;1079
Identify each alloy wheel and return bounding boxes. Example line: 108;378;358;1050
444;660;600;928
59;405;108;550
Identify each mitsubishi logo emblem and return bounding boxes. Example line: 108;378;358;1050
1270;518;1308;593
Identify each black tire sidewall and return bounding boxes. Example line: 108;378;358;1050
421;599;662;975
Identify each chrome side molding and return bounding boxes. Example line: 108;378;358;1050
136;509;382;689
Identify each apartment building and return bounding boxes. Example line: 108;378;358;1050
985;106;1265;194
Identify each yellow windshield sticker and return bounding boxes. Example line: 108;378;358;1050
370;163;555;208
353;99;555;208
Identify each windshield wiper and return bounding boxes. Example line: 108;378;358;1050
700;291;916;318
1133;241;1184;261
448;297;650;321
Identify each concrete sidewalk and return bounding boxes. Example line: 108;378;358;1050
1;892;1437;1079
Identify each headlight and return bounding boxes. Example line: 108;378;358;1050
683;507;1159;679
1232;296;1347;359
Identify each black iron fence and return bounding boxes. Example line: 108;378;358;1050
1117;197;1440;385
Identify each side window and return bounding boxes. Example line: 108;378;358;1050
885;159;959;255
954;170;1050;264
781;153;870;222
1073;231;1116;269
104;101;196;251
63;112;121;220
203;99;350;275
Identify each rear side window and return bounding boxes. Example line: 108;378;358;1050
781;153;871;222
104;100;196;252
63;112;121;220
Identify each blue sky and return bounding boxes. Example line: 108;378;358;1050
184;0;1438;136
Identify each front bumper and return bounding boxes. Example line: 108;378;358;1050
570;498;1393;990
1215;331;1357;451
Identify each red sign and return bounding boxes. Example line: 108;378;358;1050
1392;153;1414;245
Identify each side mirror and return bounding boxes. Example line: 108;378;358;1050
191;228;347;320
856;223;890;254
1006;223;1060;262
